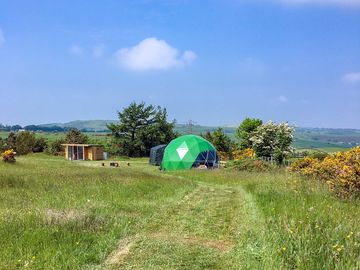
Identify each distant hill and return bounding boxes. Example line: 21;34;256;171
36;120;360;150
39;120;116;131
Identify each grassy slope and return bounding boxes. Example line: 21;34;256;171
1;154;360;269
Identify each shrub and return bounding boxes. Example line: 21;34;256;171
290;147;360;198
6;132;17;151
232;148;255;160
47;139;65;156
33;137;48;153
2;149;16;163
250;121;294;165
217;151;230;161
309;151;328;161
227;158;274;172
15;131;36;155
0;137;5;152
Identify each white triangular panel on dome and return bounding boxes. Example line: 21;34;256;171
176;142;189;160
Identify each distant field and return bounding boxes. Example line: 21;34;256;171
1;154;360;269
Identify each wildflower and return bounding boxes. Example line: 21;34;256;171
347;232;353;238
282;247;287;251
76;242;80;245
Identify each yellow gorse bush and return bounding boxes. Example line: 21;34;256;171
1;149;16;163
217;151;230;161
290;147;360;198
233;148;255;160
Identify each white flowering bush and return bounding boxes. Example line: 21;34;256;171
250;121;294;164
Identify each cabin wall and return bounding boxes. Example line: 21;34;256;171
84;147;90;160
91;146;104;160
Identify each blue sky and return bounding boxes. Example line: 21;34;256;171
0;0;359;128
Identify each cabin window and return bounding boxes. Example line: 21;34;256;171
78;146;84;160
68;146;85;160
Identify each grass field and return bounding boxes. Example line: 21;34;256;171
1;154;360;269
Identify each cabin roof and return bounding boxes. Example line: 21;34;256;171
61;144;103;147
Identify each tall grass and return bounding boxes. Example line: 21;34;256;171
1;154;360;269
0;154;194;269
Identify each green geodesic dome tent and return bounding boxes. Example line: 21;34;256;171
161;135;219;171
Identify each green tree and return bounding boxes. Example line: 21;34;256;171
140;107;179;153
15;131;36;155
250;121;293;164
64;128;88;144
108;102;177;157
203;128;233;154
236;118;263;150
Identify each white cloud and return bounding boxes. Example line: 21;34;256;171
114;37;196;71
93;44;105;58
343;72;360;84
277;0;360;7
69;45;83;55
0;28;5;45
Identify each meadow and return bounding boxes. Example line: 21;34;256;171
1;154;360;269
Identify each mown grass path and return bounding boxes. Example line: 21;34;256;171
100;171;283;270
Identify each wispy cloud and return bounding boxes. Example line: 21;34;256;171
277;95;289;103
343;72;360;84
69;45;83;55
93;44;105;58
0;28;5;45
114;37;196;71
269;95;289;105
238;57;268;78
242;0;360;7
276;0;360;7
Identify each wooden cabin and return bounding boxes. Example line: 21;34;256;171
62;144;104;161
